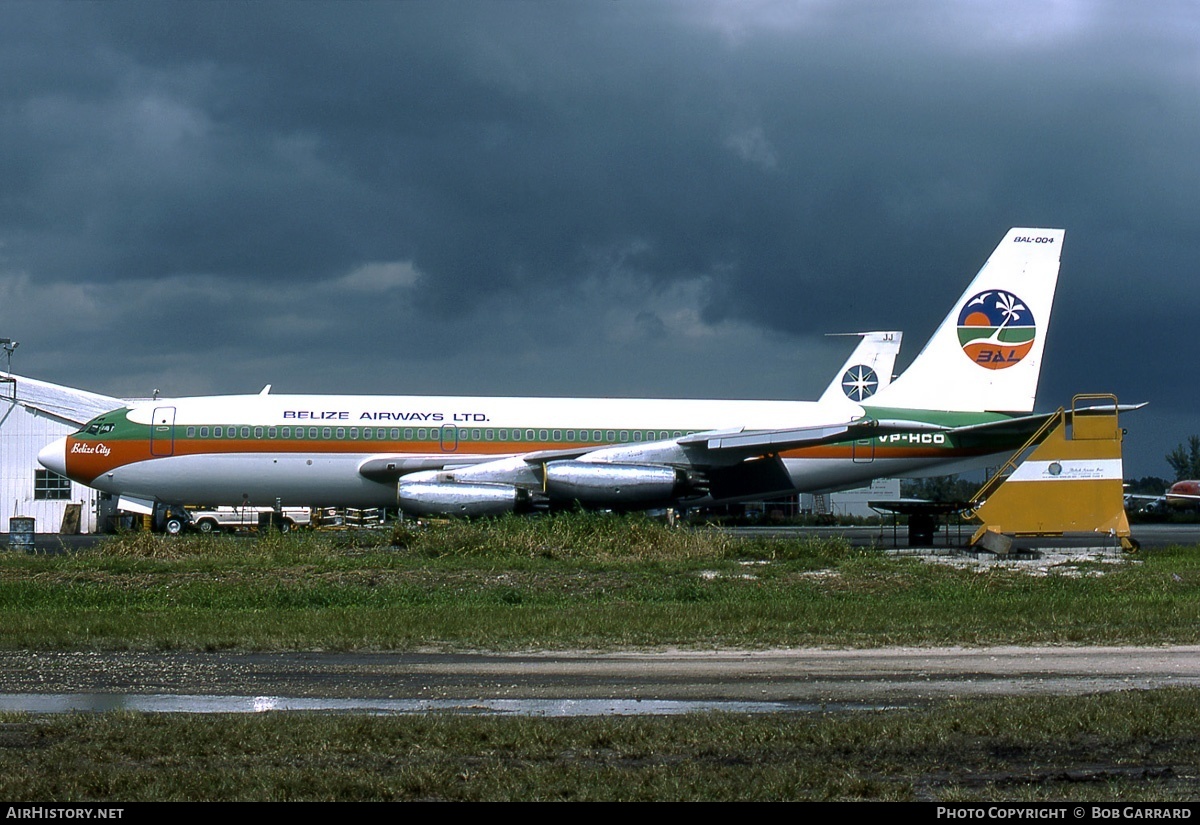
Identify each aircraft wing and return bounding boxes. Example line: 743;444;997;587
366;402;1147;485
1124;493;1166;503
358;420;872;483
383;415;883;517
1167;493;1200;503
369;400;1148;517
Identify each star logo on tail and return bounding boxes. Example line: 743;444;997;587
841;365;879;401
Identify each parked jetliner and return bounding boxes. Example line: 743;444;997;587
1127;480;1200;513
41;228;1064;520
1165;480;1200;508
35;328;901;521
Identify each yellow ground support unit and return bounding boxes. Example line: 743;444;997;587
967;394;1134;551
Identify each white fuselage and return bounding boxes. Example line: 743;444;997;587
46;392;1007;509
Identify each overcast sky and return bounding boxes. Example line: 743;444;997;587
1;1;1196;477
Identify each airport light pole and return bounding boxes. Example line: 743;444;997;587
0;338;17;373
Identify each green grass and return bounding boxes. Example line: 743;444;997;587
2;690;1199;801
4;514;1199;802
1;513;1197;650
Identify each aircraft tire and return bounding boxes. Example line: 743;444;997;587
164;517;185;536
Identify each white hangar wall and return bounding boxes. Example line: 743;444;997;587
0;399;98;533
1;374;123;535
801;477;902;518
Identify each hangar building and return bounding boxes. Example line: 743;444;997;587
1;373;123;534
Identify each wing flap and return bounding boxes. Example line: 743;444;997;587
358;454;499;480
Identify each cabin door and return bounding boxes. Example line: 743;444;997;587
851;436;875;464
150;406;176;456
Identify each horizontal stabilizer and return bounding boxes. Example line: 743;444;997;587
872;402;1145;441
679;420;875;460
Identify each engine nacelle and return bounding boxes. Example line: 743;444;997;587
542;461;698;507
397;480;534;518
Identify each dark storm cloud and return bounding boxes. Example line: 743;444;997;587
1;1;1198;475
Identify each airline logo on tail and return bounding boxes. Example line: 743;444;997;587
840;365;879;401
956;290;1035;370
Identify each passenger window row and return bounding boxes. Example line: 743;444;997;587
180;426;694;443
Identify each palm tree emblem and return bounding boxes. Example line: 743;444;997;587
957;290;1036;370
988;291;1028;343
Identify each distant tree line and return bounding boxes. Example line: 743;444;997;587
1166;435;1200;482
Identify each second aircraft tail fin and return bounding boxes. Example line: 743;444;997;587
817;331;903;405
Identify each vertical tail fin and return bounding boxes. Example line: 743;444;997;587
817;331;903;405
866;228;1064;413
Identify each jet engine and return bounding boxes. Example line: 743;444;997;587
397;480;536;518
542;461;706;507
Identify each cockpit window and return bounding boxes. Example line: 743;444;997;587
84;420;114;435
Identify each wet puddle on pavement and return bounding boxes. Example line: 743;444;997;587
0;693;890;716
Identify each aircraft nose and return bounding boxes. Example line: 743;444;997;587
38;437;69;477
